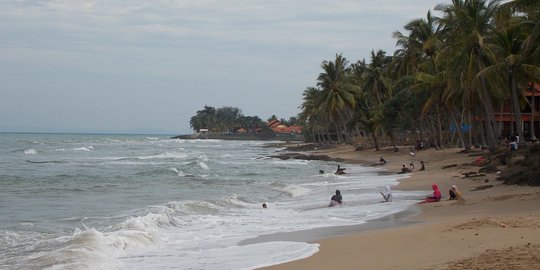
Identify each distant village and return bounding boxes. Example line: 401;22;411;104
190;119;303;140
172;105;303;140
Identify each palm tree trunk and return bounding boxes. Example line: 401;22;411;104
340;119;350;143
325;127;333;144
371;132;380;151
467;110;473;150
335;122;343;144
510;74;524;141
389;130;397;151
478;83;498;151
437;111;444;149
531;88;537;141
479;121;487;148
498;103;504;137
430;118;440;150
450;109;466;148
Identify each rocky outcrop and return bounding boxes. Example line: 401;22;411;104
271;152;344;162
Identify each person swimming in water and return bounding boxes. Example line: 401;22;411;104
329;190;343;207
335;165;346;175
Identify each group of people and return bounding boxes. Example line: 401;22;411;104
327;183;463;207
394;160;425;174
315;163;458;208
419;183;465;203
328;186;392;208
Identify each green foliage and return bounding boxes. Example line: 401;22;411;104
190;105;268;133
297;0;539;151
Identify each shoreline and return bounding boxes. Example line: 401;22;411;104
241;206;422;245
258;144;540;269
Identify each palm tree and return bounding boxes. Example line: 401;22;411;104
392;30;422;77
394;10;441;75
476;0;540;142
362;50;394;104
348;59;378;148
300;87;327;143
393;11;451;148
190;105;217;132
436;0;503;152
317;54;357;143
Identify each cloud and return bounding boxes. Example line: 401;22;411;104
0;0;446;133
1;0;443;53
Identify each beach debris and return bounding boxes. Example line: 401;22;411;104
462;171;486;178
442;164;458;169
271;152;344;162
470;185;494;191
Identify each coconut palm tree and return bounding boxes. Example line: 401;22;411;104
394;10;441;75
348;60;382;150
436;0;502;152
317;54;357;143
362;50;394;104
300;87;327;143
475;0;540;142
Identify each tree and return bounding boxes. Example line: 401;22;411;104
436;0;503;152
190;105;217;132
317;54;357;143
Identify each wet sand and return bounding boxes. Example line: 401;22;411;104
258;145;540;270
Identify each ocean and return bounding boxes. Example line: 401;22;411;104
0;133;424;270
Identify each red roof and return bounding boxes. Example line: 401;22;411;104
267;120;281;128
271;125;303;134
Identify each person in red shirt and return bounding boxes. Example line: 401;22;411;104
421;184;441;203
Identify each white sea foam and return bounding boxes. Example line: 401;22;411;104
137;151;188;160
198;154;209;162
2;135;429;270
73;146;94;151
278;184;311;197
198;161;209;170
24;149;37;154
120;241;319;270
169;167;187;176
272;159;309;165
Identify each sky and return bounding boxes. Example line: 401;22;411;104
0;0;447;135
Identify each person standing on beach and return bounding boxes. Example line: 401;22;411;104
329;190;343;207
508;138;518;151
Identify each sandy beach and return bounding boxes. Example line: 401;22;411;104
259;144;540;270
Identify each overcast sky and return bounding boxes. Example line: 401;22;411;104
0;0;446;134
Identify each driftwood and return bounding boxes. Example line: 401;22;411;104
442;164;458;169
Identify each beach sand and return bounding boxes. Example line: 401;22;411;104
259;145;540;270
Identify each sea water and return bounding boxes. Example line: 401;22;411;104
0;133;425;270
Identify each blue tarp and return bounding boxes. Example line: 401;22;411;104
450;123;471;133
